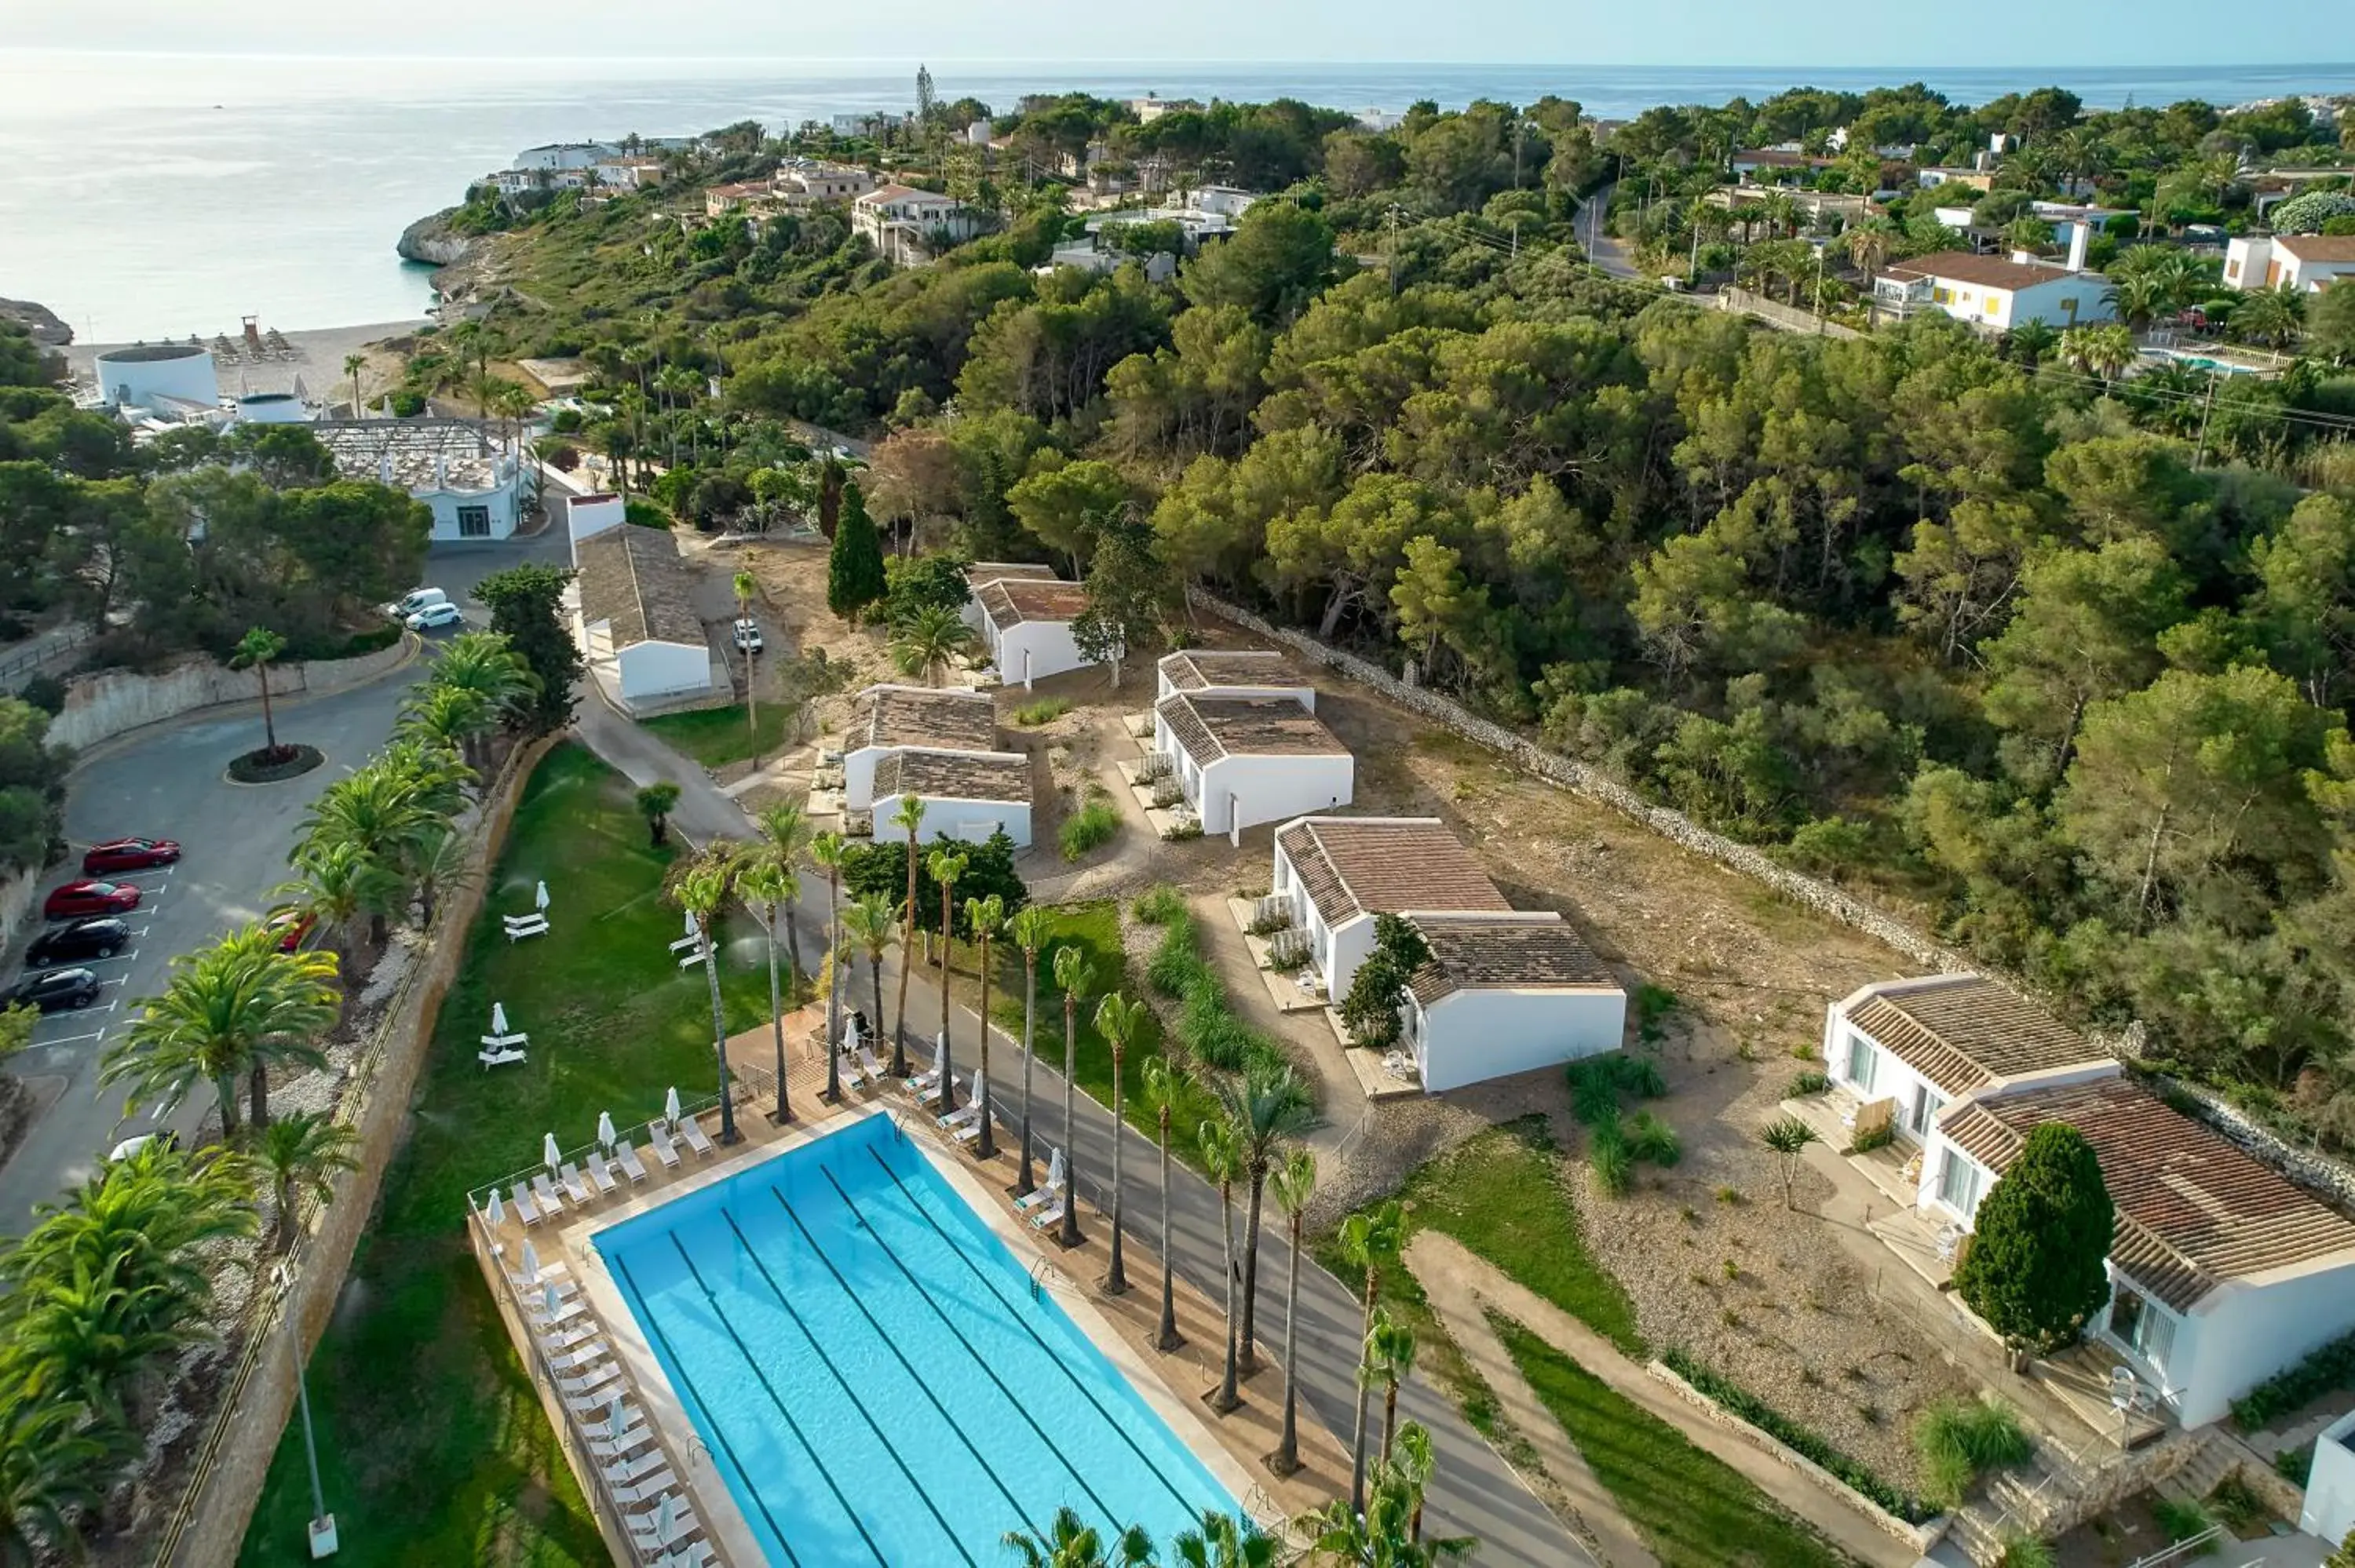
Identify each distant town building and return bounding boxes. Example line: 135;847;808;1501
2225;233;2355;293
593;159;666;190
1356;108;1406;133
512;142;619;172
1129;97;1203;123
831;111;909;139
773;157;876;203
1729;148;1838;178
487;167;590;196
705;180;777;218
852;184;984;266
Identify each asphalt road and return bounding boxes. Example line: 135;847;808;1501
0;532;566;1227
1576;182;1641;281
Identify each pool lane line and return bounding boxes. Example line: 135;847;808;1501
842;1150;1210;1522
755;1187;1033;1558
611;1248;812;1567
787;1167;1126;1533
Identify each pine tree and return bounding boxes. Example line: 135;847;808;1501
827;480;886;625
1952;1123;2115;1357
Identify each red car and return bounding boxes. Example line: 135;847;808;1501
267;908;317;954
44;881;142;921
82;837;181;875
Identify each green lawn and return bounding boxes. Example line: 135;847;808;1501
640;702;798;770
1498;1317;1849;1568
240;743;784;1567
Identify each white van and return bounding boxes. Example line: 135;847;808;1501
390;587;450;619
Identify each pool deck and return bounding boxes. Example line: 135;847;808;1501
469;1022;1349;1566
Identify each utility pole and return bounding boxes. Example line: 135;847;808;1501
282;1266;338;1558
1386;205;1400;296
2192;374;2218;469
1509;217;1520;258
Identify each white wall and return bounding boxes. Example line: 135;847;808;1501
1195;753;1355;838
869;794;1031;850
1822;1009;1948;1146
420;476;522;542
93;348;217;413
2163;1261;2355;1429
615;640;710;702
2010;274;2117;329
2302;1412;2355;1542
567;494;626;554
994;621;1094;688
1410;986;1627;1093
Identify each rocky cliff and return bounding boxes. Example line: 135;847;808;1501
0;298;71;345
396;209;481;268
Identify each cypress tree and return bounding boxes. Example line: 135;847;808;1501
827;479;887;625
1952;1122;2115;1357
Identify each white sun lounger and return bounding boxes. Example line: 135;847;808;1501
558;1362;621;1400
537;1316;596;1351
955;1111;989;1145
603;1447;669;1486
1028;1195;1067;1232
628;1501;699;1550
836;1050;868;1091
677;1115;715;1157
584;1151;619;1197
590;1424;654;1461
542;1338;608;1374
557;1162;593;1205
615;1140;650;1182
509;1183;542;1226
1013;1180;1062;1214
935;1099;980;1132
564;1384;633;1417
648;1124;681;1169
609;1467;677;1507
856;1044;888;1081
479;1045;527;1069
651;1541;714;1568
532;1172;566;1213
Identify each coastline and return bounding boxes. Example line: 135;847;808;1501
60;319;433;402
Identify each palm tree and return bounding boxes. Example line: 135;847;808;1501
754;803;811;1003
2059;322;2138;392
674;852;739;1146
425;630;538;727
1053;946;1096;1249
1220;1064;1313;1377
1269;1146;1316;1475
1141;1055;1192;1352
1843;216;1895;290
1002;1507;1155;1568
1170;1511;1275;1568
342;352;367;417
1306;1424;1475;1567
889;603;975;687
1338;1198;1408;1510
0;1385;131;1565
2235;283;2306;351
1366;1306;1418;1465
2006;318;2059;366
230;625;289;758
410;823;476;931
736;852;795;1123
272;839;398;972
965;894;1006;1158
1202;1114;1243;1413
635;781;681;847
1094;992;1147;1296
926;848;967;1114
2106;268;2169;331
102;924;339;1136
812;830;849;1102
1008;904;1053;1193
2003;213;2054;258
400;683;495;775
253;1110;360;1251
889;795;926;1074
839;894;897;1063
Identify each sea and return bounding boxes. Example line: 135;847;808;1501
2;51;2350;343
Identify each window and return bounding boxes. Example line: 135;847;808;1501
455;505;492;538
2108;1278;2176;1373
1937;1149;1983;1216
1844;1031;1878;1093
1908;1081;1946;1137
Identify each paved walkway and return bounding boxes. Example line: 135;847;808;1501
1405;1232;1919;1568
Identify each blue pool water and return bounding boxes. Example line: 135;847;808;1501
597;1114;1239;1566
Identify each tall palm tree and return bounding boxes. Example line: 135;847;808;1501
2006;318;2059;367
1170;1511;1275;1568
889;602;976;687
754;802;811;1004
734;568;762;761
427;630;538;729
965;894;1006;1158
839;894;897;1062
926;848;967;1114
1094;992;1146;1296
342;352;367;417
272;839;398;972
2060;321;2139;392
1141;1056;1192;1352
410;823;476;931
102;924;339;1137
253;1110;360;1251
1220;1064;1313;1377
400;682;495;776
1008;905;1054;1194
889;795;927;1074
811;831;849;1102
1052;946;1096;1249
1366;1307;1418;1465
674;852;739;1145
1338;1198;1408;1511
2106;268;2169;331
230;625;289;758
2235;283;2306;351
1002;1507;1155;1568
1269;1147;1317;1475
1843;216;1895;290
1307;1424;1475;1566
736;853;796;1123
1202;1114;1243;1413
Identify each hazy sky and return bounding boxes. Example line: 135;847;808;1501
12;0;2322;69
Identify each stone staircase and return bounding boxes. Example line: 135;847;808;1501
1944;1425;2205;1566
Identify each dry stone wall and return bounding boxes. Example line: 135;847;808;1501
46;639;411;755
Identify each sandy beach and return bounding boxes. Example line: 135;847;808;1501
61;318;432;409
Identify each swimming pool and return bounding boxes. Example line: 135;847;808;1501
597;1113;1241;1566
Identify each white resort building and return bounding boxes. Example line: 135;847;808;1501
972;575;1103;689
1152;692;1353;842
313;418;530;542
1156;650;1317;708
842;684;1031;847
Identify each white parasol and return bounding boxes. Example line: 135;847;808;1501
597;1110;617;1151
1046;1147;1065;1191
541;1280;560;1320
492;1002;510;1037
485;1187;505;1227
605;1393;627;1442
543;1131;561;1172
663;1085;682;1129
535;879;550;912
520;1238;541;1282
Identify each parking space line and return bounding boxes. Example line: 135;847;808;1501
32;1027;105;1048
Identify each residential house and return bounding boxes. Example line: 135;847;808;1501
487;167;590;196
842;684;1010;814
1403;914;1627;1092
1729;148;1838;180
1824;974;2116;1147
867;747;1034;849
1130;97;1203;123
2225;234;2355;293
972;575;1108;689
959;562;1060;629
1156;649;1316;708
571;525;717;706
1269;815;1510;1003
564;491;626;550
1873;250;2116;330
774;157;875;203
593;159;666;190
513;142;618;172
852;184;983;266
1916;167;1997;192
2302;1408;2355;1544
1356;108;1406;133
1153;694;1353;841
705;181;776;219
1191;186;1261;218
831;111;909;140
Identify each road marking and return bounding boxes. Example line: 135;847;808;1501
32;1026;105;1049
96;976;127;989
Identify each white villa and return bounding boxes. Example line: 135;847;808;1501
1152;693;1353;842
1873;250;2116;331
1270;816;1511;1002
842;685;1031;846
570;525;717;708
1156;649;1316;708
1403;914;1626;1092
2225;234;2355;294
314;418;528;542
1826;974;2355;1428
853;185;984;267
972;574;1104;688
960;561;1059;630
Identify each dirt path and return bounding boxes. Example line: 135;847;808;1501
1404;1231;1919;1568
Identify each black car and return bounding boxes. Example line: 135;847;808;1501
26;917;130;968
4;968;100;1012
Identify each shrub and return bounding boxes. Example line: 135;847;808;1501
2274;1442;2314;1488
1660;1349;1932;1522
1012;695;1073;726
1567;1059;1623;1124
2152;1497;2213;1548
1952;1124;2115;1356
1130;885;1185;927
1142;904;1289;1080
1625;1110;1681;1167
2232;1326;2355;1430
1146;919;1201;997
1911;1396;2032;1509
17;674;64;716
1791;1069;1832;1096
2207;1467;2269;1535
1994;1533;2056;1568
1058;794;1120;862
625;498;672;530
1849;1122;1895;1154
1589;1115;1632;1197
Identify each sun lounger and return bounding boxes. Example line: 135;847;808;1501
510;1183;542;1226
627;1501;699;1550
651;1541;715;1568
542;1339;608;1374
531;1172;565;1212
1028;1196;1067;1232
564;1384;633;1417
648;1124;681;1169
557;1362;621;1400
615;1140;650;1183
584;1150;619;1197
955;1112;988;1145
610;1467;677;1507
603;1447;669;1486
589;1424;653;1461
1013;1180;1062;1214
836;1050;868;1091
856;1045;888;1081
479;1045;527;1069
677;1115;715;1157
503;914;550;941
902;1067;942;1096
533;1298;589;1333
537;1316;596;1351
935;1099;980;1132
557;1162;593;1205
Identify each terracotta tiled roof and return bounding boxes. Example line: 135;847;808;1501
979;577;1088;629
859;686;999;753
1407;915;1617;1005
2278;235;2355;264
965;561;1059;589
871;748;1031;804
1159;650;1299;692
1940;1077;2355;1311
1156;694;1345;764
574;527;705;650
1882;250;2085;294
1275;817;1508;927
1846;975;2108;1097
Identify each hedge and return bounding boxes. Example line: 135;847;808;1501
1660;1348;1934;1522
1141;903;1291;1082
2232;1327;2355;1431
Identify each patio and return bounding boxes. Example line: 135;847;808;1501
1221;896;1328;1015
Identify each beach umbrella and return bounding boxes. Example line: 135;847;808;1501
492;1002;510;1037
841;1014;860;1051
543;1132;561;1172
520;1239;541;1282
485;1187;505;1227
1046;1147;1064;1192
597;1110;617;1151
682;910;699;940
542;1280;560;1321
535;879;550;912
655;1493;676;1541
605;1393;626;1442
931;1034;945;1078
663;1086;682;1129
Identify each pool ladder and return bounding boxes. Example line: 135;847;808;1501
1028;1257;1068;1302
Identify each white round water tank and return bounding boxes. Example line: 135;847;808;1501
234;392;312;425
91;343;218;413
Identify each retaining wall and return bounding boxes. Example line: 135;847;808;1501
147;733;558;1568
48;639;411;756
